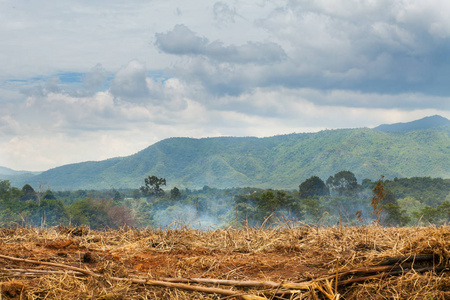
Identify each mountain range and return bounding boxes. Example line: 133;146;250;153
2;115;449;190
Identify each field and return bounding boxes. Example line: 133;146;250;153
0;225;449;299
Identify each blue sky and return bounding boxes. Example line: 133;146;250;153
1;0;449;171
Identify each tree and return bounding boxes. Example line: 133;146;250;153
383;203;410;226
437;201;450;221
20;184;37;201
38;198;69;226
131;189;141;200
299;176;329;199
43;190;56;200
371;176;386;223
0;180;21;202
140;176;166;198
413;205;441;224
327;171;359;196
382;190;397;205
300;198;323;223
170;187;181;199
113;190;123;204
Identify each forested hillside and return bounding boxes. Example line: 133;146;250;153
4;124;450;190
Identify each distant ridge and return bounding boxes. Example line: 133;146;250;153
0;166;40;177
375;115;450;132
4;119;449;190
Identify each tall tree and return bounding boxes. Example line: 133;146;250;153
299;176;329;199
20;184;37;201
140;176;166;198
327;171;359;196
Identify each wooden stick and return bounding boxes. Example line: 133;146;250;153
3;268;83;276
144;279;267;300
0;254;98;277
161;277;281;288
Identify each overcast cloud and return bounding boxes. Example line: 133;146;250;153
0;0;449;171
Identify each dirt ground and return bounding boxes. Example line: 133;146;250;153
0;225;449;299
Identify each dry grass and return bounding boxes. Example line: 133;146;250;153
0;225;448;299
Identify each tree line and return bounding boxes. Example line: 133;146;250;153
0;171;448;229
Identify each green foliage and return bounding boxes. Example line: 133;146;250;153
38;199;69;226
20;184;37;201
299;176;329;199
384;177;450;206
397;197;426;223
412;201;449;224
0;172;448;229
0;180;134;229
234;189;302;226
327;171;359;197
140;176;166;198
300;198;323;223
68;197;134;229
382;203;410;226
0;180;21;202
43;190;56;200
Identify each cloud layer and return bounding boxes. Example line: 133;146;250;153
0;0;449;171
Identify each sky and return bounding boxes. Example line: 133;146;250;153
1;0;450;171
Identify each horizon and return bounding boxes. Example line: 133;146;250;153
1;1;450;171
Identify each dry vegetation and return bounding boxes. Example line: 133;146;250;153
0;224;448;299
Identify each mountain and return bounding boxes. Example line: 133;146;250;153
5;119;450;190
0;166;20;176
0;166;40;177
374;115;450;132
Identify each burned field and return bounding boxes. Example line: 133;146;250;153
0;225;449;299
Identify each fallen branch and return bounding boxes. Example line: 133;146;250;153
0;254;98;277
160;277;282;289
1;268;84;278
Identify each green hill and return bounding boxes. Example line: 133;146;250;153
375;115;450;132
5;124;450;190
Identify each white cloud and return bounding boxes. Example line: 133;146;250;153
111;60;150;100
155;24;286;64
82;63;109;93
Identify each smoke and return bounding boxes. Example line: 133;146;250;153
150;204;225;230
